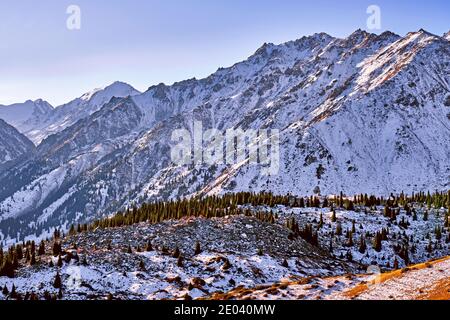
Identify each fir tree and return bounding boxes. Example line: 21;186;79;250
177;255;183;267
30;253;36;266
194;241;202;255
38;241;46;256
358;235;367;254
373;232;382;252
172;246;180;259
57;255;63;268
331;209;337;223
53;272;62;289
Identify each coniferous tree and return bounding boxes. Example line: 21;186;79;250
53;272;62;289
38;241;46;256
335;222;343;236
331;209;337;223
194;241;202;255
172;246;180;258
347;232;354;247
177;255;183;267
10;284;17;299
52;242;62;257
2;285;8;295
57;255;63;268
30;253;36;266
359;235;367;254
373;232;383;252
146;241;153;252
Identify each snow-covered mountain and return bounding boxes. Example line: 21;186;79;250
0;29;449;242
0;119;35;167
22;81;141;144
0;99;53;136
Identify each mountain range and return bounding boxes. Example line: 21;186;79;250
0;28;449;243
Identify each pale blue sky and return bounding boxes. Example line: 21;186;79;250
1;0;449;106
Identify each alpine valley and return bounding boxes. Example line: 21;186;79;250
0;29;449;300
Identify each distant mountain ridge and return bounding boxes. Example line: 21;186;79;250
0;82;141;145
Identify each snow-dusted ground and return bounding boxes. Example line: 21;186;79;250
215;257;450;300
272;204;450;268
0;215;358;300
0;206;448;300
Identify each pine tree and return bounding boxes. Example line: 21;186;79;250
358;235;367;254
172;246;180;258
281;259;289;268
2;285;8;295
52;242;62;257
56;255;63;268
146;241;153;252
30;253;36;266
53;272;62;289
177;255;183;267
331;209;337;223
139;260;146;271
335;222;342;236
318;213;324;228
38;241;46;256
10;284;17;299
347;232;354;247
373;232;382;252
194;241;201;255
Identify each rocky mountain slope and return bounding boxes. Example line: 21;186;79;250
0;119;35;167
0;215;360;300
0;29;449;242
210;256;450;300
0;194;448;300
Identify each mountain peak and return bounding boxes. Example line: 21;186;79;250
104;81;136;91
348;29;373;39
444;30;450;40
254;42;276;57
407;28;439;39
79;81;140;103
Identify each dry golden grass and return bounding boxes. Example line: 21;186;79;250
344;256;450;300
204;257;450;300
418;278;450;300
